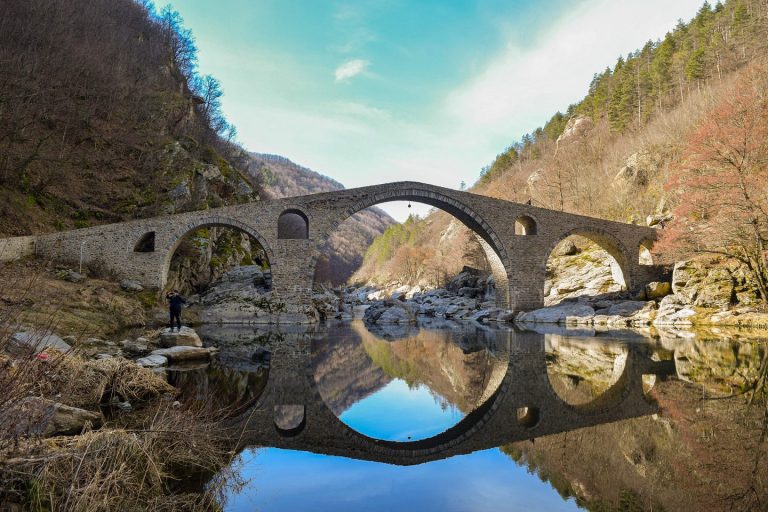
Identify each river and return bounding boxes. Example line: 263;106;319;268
166;320;768;511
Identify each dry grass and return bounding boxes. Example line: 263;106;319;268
0;259;148;340
1;403;245;511
0;268;246;511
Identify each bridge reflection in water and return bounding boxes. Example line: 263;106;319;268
171;322;674;467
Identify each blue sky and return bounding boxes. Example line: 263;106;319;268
167;0;704;221
226;448;581;512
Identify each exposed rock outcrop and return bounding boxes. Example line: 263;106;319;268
198;265;320;324
556;116;593;147
8;331;71;355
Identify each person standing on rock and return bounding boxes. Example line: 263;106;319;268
166;289;186;332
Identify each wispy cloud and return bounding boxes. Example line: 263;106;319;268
445;0;703;139
334;58;369;82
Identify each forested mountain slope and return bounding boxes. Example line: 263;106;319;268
0;0;390;286
0;0;255;236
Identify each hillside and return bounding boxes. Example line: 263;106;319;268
353;0;768;302
0;0;260;237
0;0;390;288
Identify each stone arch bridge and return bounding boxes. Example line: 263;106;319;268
0;181;665;311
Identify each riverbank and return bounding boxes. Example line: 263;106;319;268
2;251;767;510
0;260;243;510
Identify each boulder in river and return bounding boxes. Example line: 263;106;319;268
136;354;169;368
159;326;203;347
150;346;213;363
363;300;416;325
516;302;596;324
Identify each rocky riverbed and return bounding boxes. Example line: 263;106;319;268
340;246;768;330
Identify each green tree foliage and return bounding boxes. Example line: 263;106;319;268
479;145;519;185
363;214;422;267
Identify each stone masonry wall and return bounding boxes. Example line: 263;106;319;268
0;181;665;311
0;235;36;262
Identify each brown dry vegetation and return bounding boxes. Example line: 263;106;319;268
505;376;768;512
0;0;257;237
0;259;149;339
0;304;242;510
351;211;487;287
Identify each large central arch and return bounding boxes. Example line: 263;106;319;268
311;186;514;307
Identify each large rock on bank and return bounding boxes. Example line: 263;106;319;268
4;397;103;437
150;346;213;363
8;331;71;355
200;265;319;324
201;294;320;324
516;303;596;324
672;257;760;307
200;265;270;305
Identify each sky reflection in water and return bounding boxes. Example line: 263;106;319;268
226;447;580;512
192;320;768;511
339;379;464;441
219;322;582;511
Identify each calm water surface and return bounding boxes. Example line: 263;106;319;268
168;321;768;512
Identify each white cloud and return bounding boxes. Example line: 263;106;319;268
445;0;703;140
225;0;704;222
334;58;369;82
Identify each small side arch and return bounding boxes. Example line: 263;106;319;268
274;405;306;437
160;216;274;288
516;406;540;428
278;209;309;239
514;215;538;235
134;231;155;252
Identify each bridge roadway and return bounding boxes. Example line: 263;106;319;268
0;181;665;311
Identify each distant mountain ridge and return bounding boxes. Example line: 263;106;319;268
245;152;395;285
247;152;346;198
